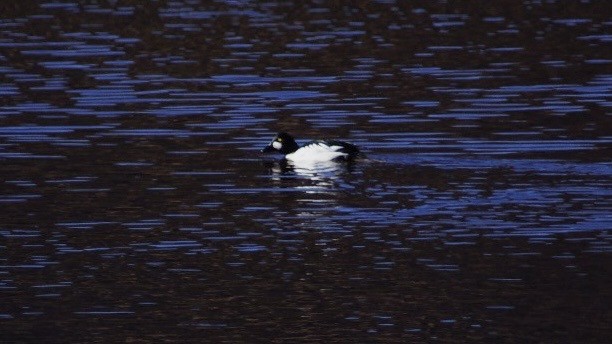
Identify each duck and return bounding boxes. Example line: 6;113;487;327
261;132;360;163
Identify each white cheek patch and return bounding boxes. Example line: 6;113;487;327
272;141;282;150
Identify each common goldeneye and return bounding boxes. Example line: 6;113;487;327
261;132;360;162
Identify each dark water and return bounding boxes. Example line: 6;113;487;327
1;1;611;342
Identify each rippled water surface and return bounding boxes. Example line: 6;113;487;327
1;1;611;342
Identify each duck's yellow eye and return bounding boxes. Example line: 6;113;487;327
277;138;283;142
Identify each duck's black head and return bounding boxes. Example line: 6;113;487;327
261;132;300;154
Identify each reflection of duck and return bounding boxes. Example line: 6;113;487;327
264;158;354;176
261;132;360;163
262;158;354;189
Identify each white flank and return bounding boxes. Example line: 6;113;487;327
285;142;347;162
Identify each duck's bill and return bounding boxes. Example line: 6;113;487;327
261;145;275;153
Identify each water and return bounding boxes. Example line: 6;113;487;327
1;1;611;342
